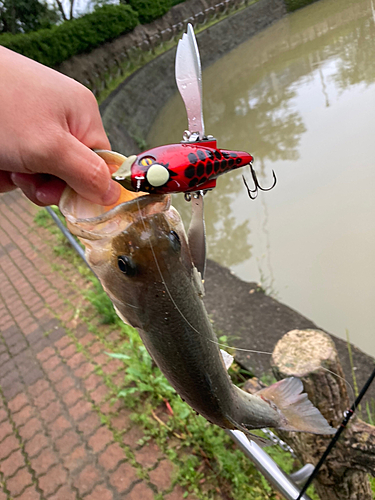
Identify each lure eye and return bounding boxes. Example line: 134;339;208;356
146;164;170;187
117;256;137;277
168;230;181;252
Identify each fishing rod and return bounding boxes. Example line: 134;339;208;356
296;365;375;500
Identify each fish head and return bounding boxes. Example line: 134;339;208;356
59;182;193;328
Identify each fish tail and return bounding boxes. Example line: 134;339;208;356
257;377;336;435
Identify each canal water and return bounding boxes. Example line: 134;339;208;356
147;0;375;356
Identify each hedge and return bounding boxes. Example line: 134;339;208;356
283;0;319;11
0;4;139;67
125;0;172;24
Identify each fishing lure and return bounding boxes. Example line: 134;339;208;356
101;24;275;199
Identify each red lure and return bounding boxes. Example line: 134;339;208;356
113;139;253;194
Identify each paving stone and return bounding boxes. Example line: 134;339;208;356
0;421;13;442
84;483;113;500
0;449;25;477
48;365;68;383
73;464;101;495
34;389;56;410
78;413;101;436
99;442;125;471
39;464;68;496
135;442;163;469
8;392;28;413
128;482;155;500
110;462;139;493
75;362;95;379
18;417;43;441
40;401;62;424
28;379;49;398
24;432;49;457
90;384;108;404
63;388;83;407
67;352;86;369
60;344;76;359
88;426;113;453
6;467;33;496
55;430;80;456
16;485;41;500
63;445;88;473
123;426;144;449
32;448;58;476
149;460;175;491
69;399;92;421
55;376;75;394
0;435;19;460
110;409;132;432
0;409;8;423
43;355;61;372
83;373;102;391
49;484;76;500
54;336;72;350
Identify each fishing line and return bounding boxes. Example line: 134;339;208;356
296;365;375;500
135;197;290;359
135;197;357;400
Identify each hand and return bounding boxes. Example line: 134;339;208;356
0;47;121;206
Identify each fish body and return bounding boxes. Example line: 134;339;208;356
106;140;254;195
60;189;334;436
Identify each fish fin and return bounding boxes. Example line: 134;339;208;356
114;305;132;327
257;377;336;435
220;349;234;371
192;266;205;297
187;193;206;278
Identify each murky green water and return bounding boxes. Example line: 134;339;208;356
148;0;375;356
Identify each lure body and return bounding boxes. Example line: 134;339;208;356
112;139;253;194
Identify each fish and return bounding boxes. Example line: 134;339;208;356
59;168;335;437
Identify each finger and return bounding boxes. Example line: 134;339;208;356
36;177;66;206
65;86;111;151
11;173;48;206
42;136;120;206
0;171;17;193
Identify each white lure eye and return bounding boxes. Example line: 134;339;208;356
146;164;170;187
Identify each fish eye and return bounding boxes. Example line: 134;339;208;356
117;255;137;277
168;230;181;252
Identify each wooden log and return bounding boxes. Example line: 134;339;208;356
270;329;375;500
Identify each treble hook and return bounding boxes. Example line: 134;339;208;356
242;164;277;200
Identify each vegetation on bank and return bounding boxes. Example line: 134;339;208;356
0;4;138;67
283;0;319;11
0;0;185;67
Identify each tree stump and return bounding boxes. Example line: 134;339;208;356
271;329;375;500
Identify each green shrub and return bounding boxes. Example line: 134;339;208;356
283;0;319;11
123;0;172;24
0;4;139;67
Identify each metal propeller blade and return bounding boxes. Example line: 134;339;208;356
175;23;205;140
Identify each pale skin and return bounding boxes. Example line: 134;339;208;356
0;46;121;206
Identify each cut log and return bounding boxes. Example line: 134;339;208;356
270;329;374;500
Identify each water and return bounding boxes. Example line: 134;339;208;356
147;0;375;356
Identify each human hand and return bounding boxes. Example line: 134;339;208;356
0;47;121;206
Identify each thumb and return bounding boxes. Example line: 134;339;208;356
46;136;121;206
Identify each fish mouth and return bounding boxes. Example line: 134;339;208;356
59;151;171;241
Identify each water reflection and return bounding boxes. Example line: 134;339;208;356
148;0;375;354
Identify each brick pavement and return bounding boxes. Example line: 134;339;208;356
0;190;193;500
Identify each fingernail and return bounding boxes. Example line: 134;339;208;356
102;180;121;206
